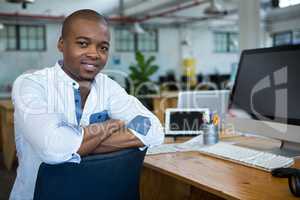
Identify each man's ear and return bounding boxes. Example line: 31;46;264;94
57;37;64;52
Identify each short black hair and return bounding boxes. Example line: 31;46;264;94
61;9;108;38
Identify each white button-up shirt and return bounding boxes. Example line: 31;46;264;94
9;62;164;200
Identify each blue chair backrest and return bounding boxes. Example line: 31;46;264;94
33;148;147;200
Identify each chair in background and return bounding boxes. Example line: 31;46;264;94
195;82;218;90
209;74;231;89
33;148;147;200
196;74;203;83
165;73;176;83
158;76;166;85
165;73;178;91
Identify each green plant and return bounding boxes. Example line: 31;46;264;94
129;51;159;94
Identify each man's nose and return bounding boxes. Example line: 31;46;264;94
86;46;99;59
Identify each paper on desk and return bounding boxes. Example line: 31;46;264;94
147;143;181;155
147;135;205;155
176;135;205;151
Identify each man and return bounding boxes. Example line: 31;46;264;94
10;9;164;200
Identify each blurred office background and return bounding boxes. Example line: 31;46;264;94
0;0;299;99
0;0;300;199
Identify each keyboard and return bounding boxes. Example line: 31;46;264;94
197;142;294;172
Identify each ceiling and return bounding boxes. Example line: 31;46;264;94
0;0;120;16
0;0;271;27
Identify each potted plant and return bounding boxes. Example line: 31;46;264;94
128;51;159;109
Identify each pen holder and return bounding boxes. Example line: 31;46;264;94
202;124;219;145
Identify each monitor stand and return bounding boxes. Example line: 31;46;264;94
275;140;300;157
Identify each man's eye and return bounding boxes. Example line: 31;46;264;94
77;41;88;47
100;46;109;52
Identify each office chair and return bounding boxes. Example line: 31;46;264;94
33;148;147;200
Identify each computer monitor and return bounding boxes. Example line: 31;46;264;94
177;90;230;121
226;44;300;155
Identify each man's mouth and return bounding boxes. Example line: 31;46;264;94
81;61;98;72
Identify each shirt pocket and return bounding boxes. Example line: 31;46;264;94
127;115;151;136
89;110;110;124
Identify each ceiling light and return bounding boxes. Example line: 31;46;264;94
5;0;34;9
204;0;223;15
133;22;146;34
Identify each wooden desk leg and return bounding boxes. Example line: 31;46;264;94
153;98;166;124
0;110;2;153
3;124;16;170
1;110;16;170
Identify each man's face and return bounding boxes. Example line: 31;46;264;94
57;18;110;82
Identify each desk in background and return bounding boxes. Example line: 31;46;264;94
152;92;178;124
0;100;15;170
140;136;298;200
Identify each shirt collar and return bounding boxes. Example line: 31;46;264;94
54;60;80;89
54;60;98;89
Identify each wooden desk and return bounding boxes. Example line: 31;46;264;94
0;100;16;170
152;92;178;124
140;136;299;200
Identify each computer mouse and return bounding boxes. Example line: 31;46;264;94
271;167;300;178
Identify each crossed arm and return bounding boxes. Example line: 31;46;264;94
77;119;144;156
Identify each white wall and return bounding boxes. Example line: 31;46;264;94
106;27;181;86
0;21;240;90
107;24;239;87
188;25;239;75
0;23;62;90
2;2;300;91
0;23;182;89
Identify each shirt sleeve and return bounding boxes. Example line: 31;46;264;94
12;75;83;164
107;78;164;148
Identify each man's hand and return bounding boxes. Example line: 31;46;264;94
85;119;125;140
77;119;125;156
92;129;145;154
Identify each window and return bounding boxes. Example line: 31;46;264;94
272;30;300;46
214;32;227;52
6;25;16;50
137;29;158;52
214;32;239;53
273;31;292;46
293;30;300;44
228;33;239;52
115;27;158;52
115;28;134;52
4;24;46;51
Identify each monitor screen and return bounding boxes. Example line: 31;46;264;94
229;45;300;126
